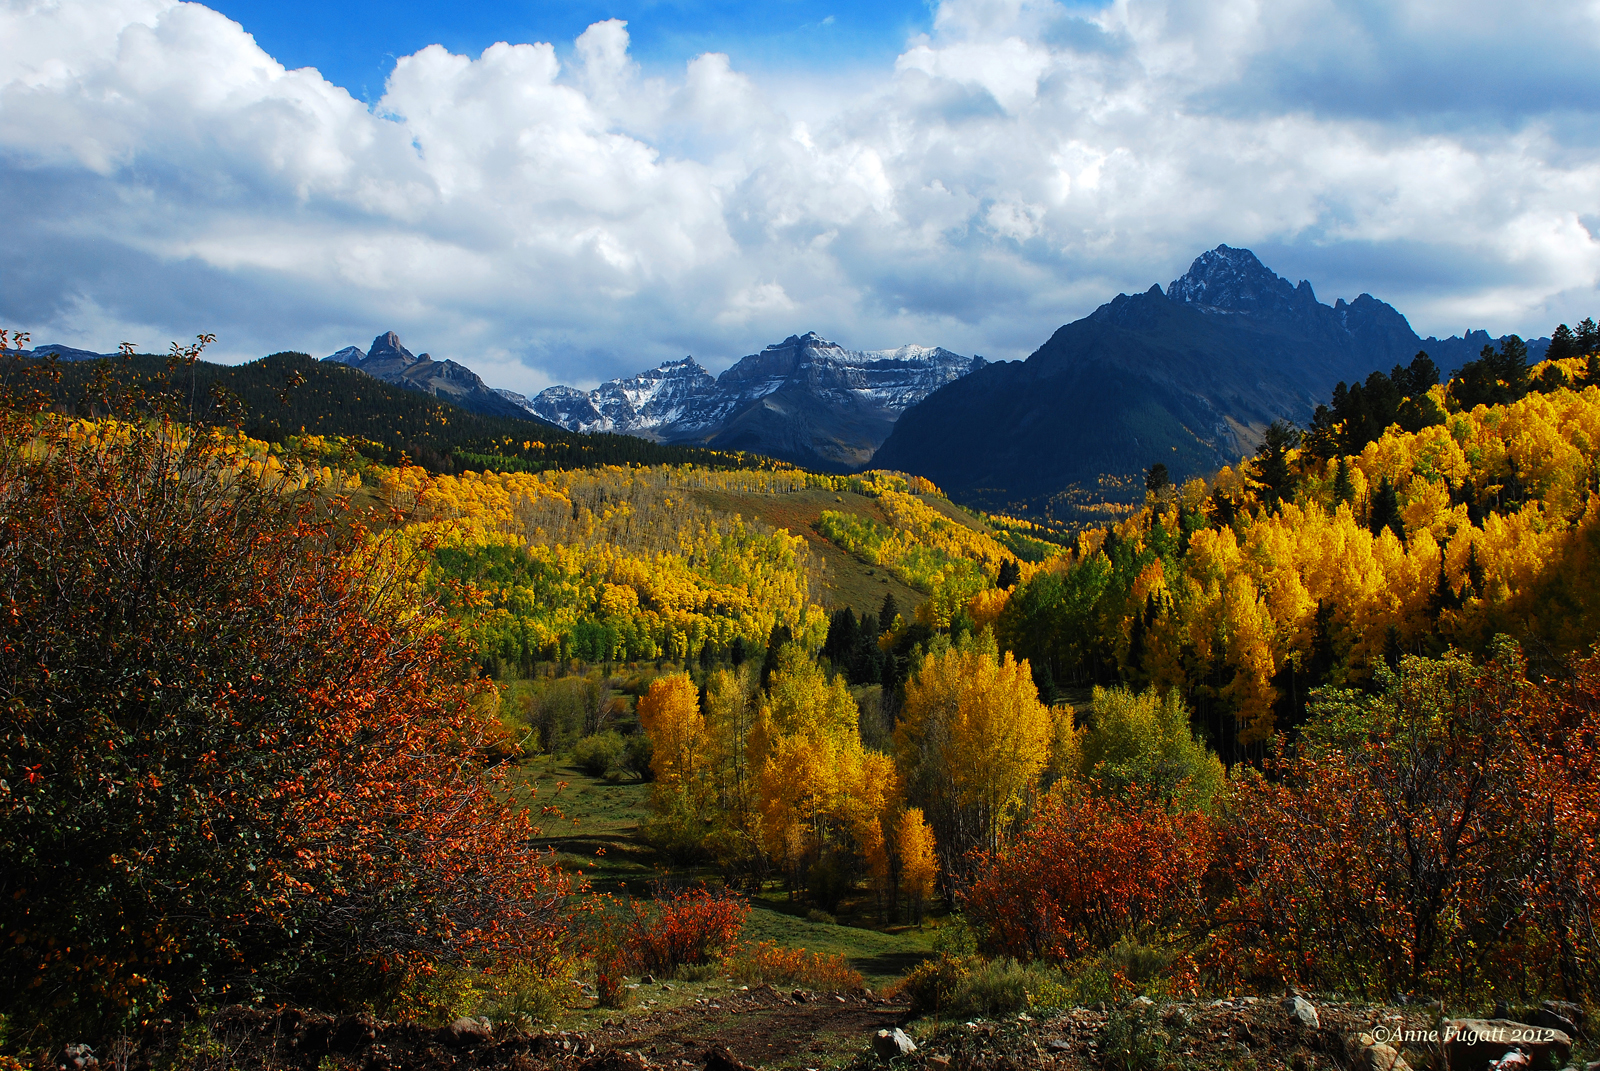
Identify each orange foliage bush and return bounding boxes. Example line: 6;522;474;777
962;788;1218;964
723;941;863;991
626;886;749;975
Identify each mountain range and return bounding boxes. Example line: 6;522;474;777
321;332;535;422
499;333;985;471
15;244;1553;512
872;245;1550;517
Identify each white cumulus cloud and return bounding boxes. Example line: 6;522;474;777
2;0;1599;392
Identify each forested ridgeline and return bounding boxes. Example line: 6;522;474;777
991;344;1600;759
19;349;790;474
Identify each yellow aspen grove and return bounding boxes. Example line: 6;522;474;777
994;367;1600;759
896;631;1052;871
637;674;707;815
845;751;903;916
749;646;906;900
749;647;862;886
895;807;938;923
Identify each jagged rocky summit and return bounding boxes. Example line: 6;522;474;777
509;357;716;436
321;332;532;421
505;332;986;472
873;245;1546;516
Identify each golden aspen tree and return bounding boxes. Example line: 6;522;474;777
638;674;708;817
703;665;759;811
895;808;938;923
845;751;902;916
750;647;862;888
896;630;1052;871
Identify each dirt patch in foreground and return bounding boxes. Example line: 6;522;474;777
24;991;1592;1071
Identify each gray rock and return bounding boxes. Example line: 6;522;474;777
1283;995;1320;1029
873;1028;917;1062
1488;1054;1532;1071
1444;1019;1571;1071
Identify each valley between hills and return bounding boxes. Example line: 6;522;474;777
3;246;1599;1071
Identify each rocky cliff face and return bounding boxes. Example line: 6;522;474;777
508;332;984;471
321;332;531;421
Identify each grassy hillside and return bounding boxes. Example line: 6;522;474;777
695;486;926;614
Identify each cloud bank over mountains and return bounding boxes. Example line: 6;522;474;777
2;0;1599;392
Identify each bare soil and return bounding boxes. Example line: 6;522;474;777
59;990;1581;1071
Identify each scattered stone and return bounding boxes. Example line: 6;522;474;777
580;1052;649;1071
792;990;809;1003
1487;1053;1531;1071
445;1018;490;1047
873;1028;917;1062
834;995;847;1004
702;1044;756;1071
642;975;655;984
1541;1001;1586;1033
928;1057;951;1069
1047;1040;1072;1053
1348;1032;1412;1071
1284;995;1321;1030
1444;1020;1571;1071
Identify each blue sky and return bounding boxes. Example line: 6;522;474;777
204;0;935;102
2;0;1599;392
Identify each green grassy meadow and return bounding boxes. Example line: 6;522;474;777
510;754;935;989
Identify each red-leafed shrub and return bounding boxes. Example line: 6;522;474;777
1212;647;1600;1001
0;412;569;1040
962;787;1218;965
626;885;749;975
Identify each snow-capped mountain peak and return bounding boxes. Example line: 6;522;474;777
503;332;985;470
520;356;716;435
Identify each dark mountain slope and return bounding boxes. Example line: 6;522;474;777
873;246;1493;518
